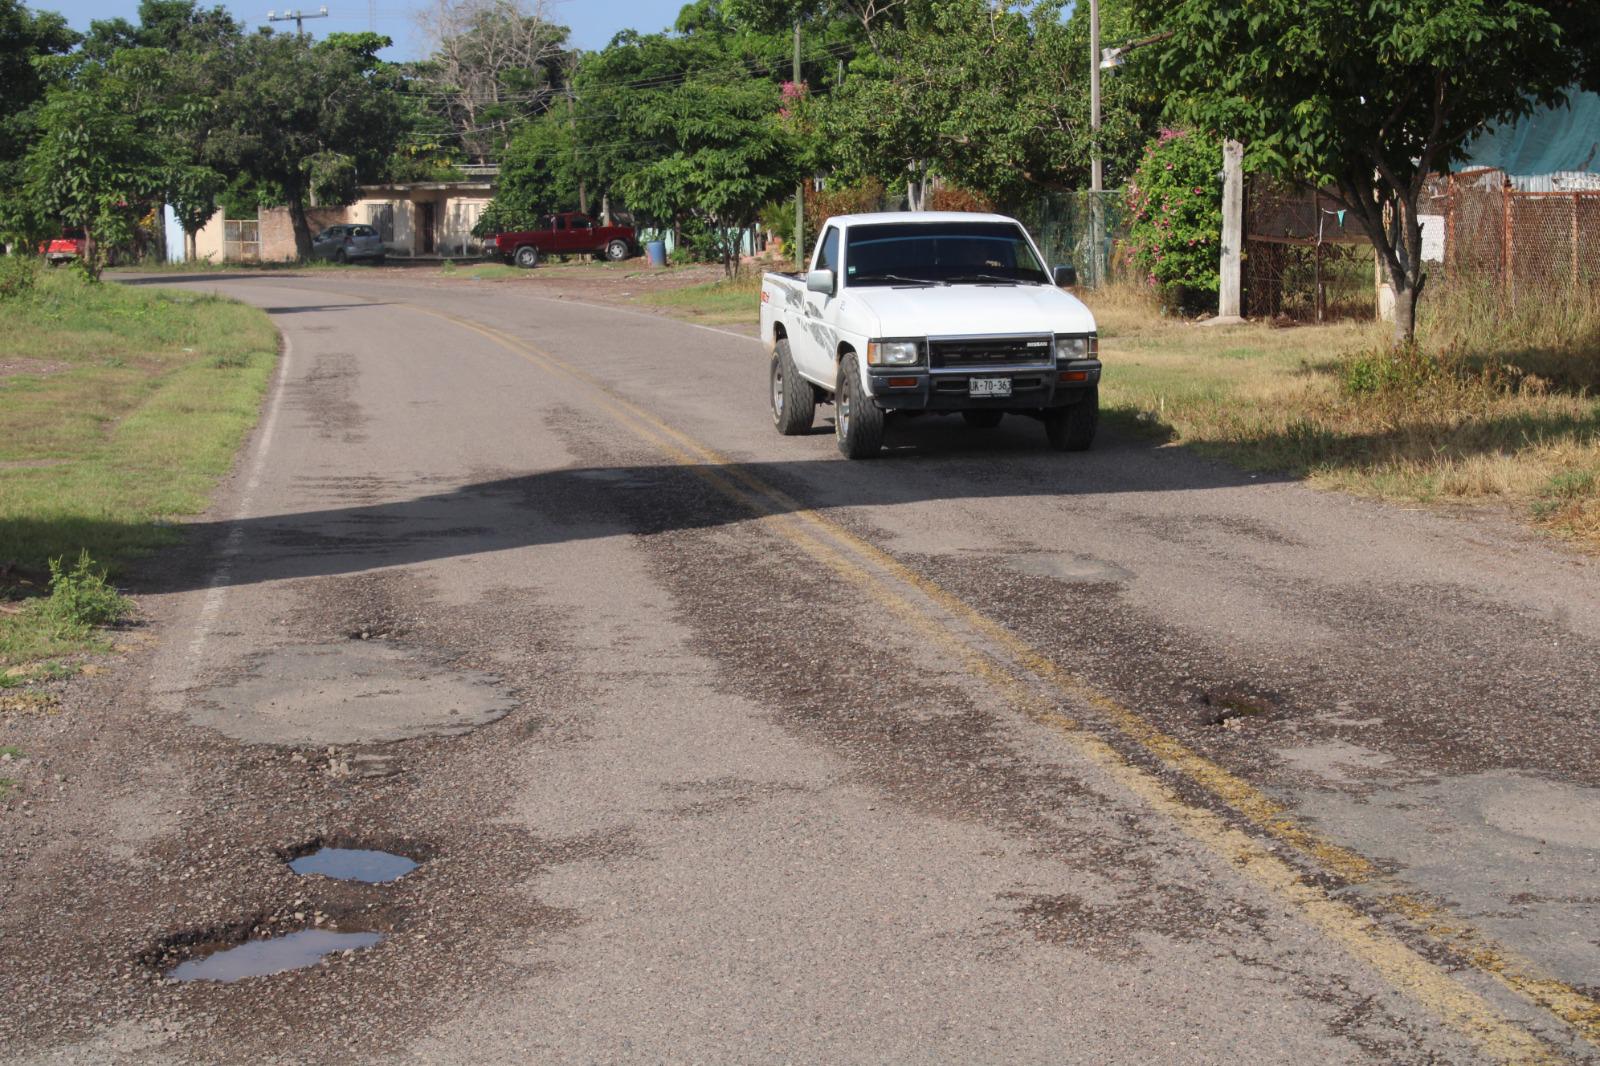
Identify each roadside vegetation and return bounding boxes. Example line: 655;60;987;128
636;271;763;326
1088;283;1600;546
0;265;277;667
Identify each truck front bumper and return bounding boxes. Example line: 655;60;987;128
867;360;1101;411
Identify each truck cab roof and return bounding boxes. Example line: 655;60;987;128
821;211;1021;228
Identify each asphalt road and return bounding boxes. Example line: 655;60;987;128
6;269;1600;1065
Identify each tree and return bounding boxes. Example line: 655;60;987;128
0;0;78;249
1135;0;1600;343
215;31;407;259
473;112;577;235
822;0;1154;207
21;49;168;278
616;73;803;273
414;0;571;163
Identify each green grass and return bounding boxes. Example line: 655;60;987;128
0;267;278;665
636;270;762;325
1083;281;1600;547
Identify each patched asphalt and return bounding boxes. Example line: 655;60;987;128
2;268;1597;1065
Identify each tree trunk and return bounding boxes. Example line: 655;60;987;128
186;229;198;263
288;196;314;261
1390;278;1418;344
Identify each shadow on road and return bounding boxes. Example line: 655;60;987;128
1;444;1292;597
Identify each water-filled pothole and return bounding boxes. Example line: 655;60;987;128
169;929;381;982
290;846;418;883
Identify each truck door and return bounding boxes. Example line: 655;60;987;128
795;225;842;385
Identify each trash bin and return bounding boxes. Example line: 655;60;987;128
646;240;668;268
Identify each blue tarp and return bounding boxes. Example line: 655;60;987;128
1458;89;1600;178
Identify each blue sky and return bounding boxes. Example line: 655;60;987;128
48;0;691;56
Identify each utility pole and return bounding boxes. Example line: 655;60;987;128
1087;0;1104;288
1089;0;1102;194
266;6;328;36
793;20;805;273
1217;139;1245;322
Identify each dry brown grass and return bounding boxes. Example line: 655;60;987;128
1083;280;1600;548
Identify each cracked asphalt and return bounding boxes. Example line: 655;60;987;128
3;268;1599;1065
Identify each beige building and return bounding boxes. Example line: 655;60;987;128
191;181;495;263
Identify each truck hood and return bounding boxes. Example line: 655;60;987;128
844;283;1097;338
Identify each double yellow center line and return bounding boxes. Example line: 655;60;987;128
426;306;1594;1064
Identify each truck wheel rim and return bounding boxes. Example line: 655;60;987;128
838;378;850;438
772;362;783;418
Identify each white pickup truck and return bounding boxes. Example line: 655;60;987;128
759;211;1101;458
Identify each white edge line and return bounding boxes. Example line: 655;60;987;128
168;330;293;692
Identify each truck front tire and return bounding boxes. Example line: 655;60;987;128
771;339;815;435
1044;386;1098;452
835;356;885;458
605;239;630;261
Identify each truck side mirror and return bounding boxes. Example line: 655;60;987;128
1054;265;1078;288
806;268;836;295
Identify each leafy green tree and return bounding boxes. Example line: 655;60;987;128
473;113;578;235
21;49;169;278
0;0;79;249
822;0;1153;207
616;73;802;272
1135;0;1600;342
215;31;408;259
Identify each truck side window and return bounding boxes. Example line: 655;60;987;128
817;227;840;280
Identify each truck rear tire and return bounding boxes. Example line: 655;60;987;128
771;339;815;436
513;245;539;268
835;356;885;459
1044;386;1098;452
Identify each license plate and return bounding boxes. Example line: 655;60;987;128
969;377;1011;398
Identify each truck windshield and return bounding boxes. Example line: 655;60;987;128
844;222;1049;286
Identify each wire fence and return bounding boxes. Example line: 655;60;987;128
1012;190;1129;288
1441;168;1600;301
1243;178;1372;321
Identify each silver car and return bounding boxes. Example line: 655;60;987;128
311;224;386;264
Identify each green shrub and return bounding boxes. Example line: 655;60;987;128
43;550;130;629
1125;128;1223;310
0;255;39;300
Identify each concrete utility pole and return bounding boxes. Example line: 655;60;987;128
1216;139;1244;322
1089;0;1102;194
266;6;328;36
793;20;805;272
1087;0;1104;287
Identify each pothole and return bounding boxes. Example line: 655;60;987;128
289;847;418;884
1197;686;1279;727
191;642;517;745
999;552;1134;585
168;929;382;982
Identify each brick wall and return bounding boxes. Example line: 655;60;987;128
257;205;352;261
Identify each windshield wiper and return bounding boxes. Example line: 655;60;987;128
856;274;945;287
945;273;1032;285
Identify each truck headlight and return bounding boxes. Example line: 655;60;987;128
1055;334;1099;361
867;340;922;366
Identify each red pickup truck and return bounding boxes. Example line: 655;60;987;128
39;229;86;265
493;212;638;268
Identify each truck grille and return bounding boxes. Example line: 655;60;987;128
928;336;1054;370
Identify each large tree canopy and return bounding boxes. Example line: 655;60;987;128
1136;0;1600;341
213;31;408;258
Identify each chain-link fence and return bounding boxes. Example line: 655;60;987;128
1012;190;1129;288
1441;168;1600;300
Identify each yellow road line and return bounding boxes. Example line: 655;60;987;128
419;307;1582;1062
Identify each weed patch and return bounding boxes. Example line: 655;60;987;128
637;271;761;324
0;271;276;666
1083;283;1600;548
